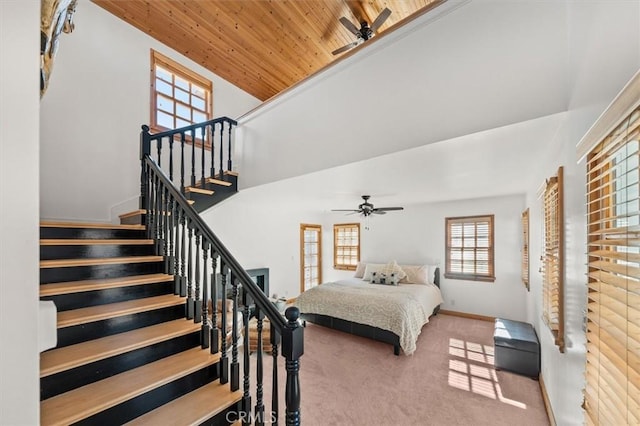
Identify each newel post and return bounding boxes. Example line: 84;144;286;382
139;125;151;218
282;307;303;426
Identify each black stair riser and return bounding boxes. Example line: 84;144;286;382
72;363;219;426
41;281;173;311
200;400;243;426
41;227;147;240
189;189;238;213
40;244;156;260
56;304;186;348
41;261;164;284
41;331;201;400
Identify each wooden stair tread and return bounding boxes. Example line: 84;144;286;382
41;221;145;230
186;186;215;195
41;319;200;377
40;273;173;297
40;239;154;246
40;255;163;268
40;347;221;426
206;177;233;187
119;209;146;219
124;381;241;426
57;294;185;328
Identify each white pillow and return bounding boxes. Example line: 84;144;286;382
363;263;385;281
399;264;430;285
354;262;367;278
380;260;407;281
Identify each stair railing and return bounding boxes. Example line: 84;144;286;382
140;141;303;426
140;117;236;200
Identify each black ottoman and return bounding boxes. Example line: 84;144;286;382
494;318;540;378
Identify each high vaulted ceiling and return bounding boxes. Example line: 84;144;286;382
92;0;443;101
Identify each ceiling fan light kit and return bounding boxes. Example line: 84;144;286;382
332;7;392;55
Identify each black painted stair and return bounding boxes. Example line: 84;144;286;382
39;221;241;425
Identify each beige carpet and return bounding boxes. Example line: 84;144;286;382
247;313;549;426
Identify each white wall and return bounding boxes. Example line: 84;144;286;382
0;2;40;424
524;2;640;424
40;0;260;222
238;0;568;189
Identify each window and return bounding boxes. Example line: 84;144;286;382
541;166;564;352
521;208;530;290
445;215;495;282
333;223;360;270
300;224;322;292
584;107;639;425
150;50;212;133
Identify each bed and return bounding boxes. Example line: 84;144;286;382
295;263;443;356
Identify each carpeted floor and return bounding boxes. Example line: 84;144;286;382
248;313;549;426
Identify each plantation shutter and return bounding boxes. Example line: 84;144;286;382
541;167;565;352
445;215;495;282
522;208;530;290
584;107;640;425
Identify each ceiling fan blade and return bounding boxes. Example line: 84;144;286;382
331;41;359;55
370;7;392;33
339;16;361;36
372;210;387;215
331;209;360;212
374;207;404;212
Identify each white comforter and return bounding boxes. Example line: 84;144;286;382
294;278;443;355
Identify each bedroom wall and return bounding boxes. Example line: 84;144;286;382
39;0;260;223
323;194;528;322
0;2;41;424
524;2;640;424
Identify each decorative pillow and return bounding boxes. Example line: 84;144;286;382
363;263;385;281
380;260;407;281
354;262;367;278
370;272;399;285
399;264;430;285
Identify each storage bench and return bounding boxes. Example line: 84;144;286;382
493;318;540;378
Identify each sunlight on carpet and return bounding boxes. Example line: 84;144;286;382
447;337;527;409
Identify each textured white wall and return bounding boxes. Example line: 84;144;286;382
40;0;260;222
0;2;41;423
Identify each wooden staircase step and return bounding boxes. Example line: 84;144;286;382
57;294;184;328
40;347;221;426
40;255;163;269
185;186;215;196
206;177;233;187
41;319;200;377
119;209;146;220
41;239;154;246
40;273;173;297
41;221;145;230
124;381;242;426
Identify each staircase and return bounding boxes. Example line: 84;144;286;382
39;221;242;425
39;117;304;425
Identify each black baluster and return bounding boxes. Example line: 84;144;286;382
194;230;202;324
283;307;303;426
155;175;162;254
169;136;174;183
210;123;216;179
227;120;233;173
210;252;219;354
271;328;280;426
167;196;175;276
201;126;206;188
201;240;210;349
162;187;169;270
139;125;151;222
242;290;252;422
219;121;224;180
156;136;162;168
186;221;194;320
191;128;196;188
231;274;240;392
173;208;181;295
180;132;185;193
255;308;265;425
179;212;187;298
219;262;228;384
148;173;156;243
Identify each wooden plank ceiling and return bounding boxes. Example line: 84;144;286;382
92;0;441;101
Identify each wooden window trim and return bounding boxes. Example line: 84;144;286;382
300;224;322;293
444;215;495;282
583;107;639;425
150;50;213;143
333;223;360;271
521;208;530;290
541;166;565;353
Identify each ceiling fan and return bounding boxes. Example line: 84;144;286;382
332;195;404;217
331;7;392;55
